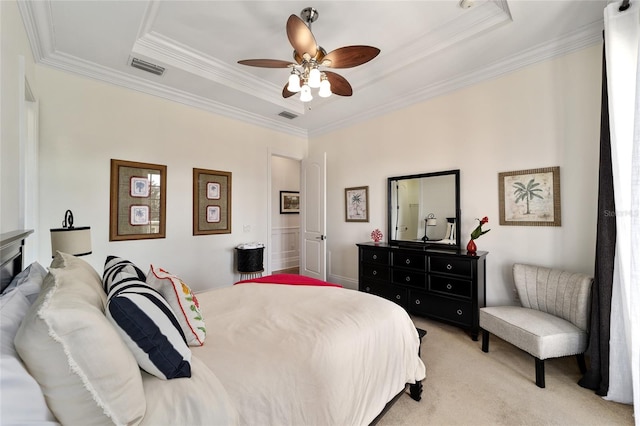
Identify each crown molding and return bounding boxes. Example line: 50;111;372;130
17;0;603;141
17;0;54;61
39;50;308;138
132;32;305;115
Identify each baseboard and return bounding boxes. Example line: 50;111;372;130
328;273;358;290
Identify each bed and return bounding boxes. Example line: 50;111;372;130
1;230;426;425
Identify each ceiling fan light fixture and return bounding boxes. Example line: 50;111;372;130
238;7;379;103
308;65;322;88
287;72;301;92
300;84;313;102
318;77;331;98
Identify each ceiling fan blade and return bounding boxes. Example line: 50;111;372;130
322;46;380;68
282;83;297;98
324;71;353;96
287;14;318;59
238;59;294;68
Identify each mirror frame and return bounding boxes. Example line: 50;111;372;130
387;169;461;249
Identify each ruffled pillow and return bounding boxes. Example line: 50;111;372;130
14;252;146;425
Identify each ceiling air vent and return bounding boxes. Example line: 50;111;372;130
278;111;298;120
130;57;165;76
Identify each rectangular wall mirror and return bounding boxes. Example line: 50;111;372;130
388;169;460;249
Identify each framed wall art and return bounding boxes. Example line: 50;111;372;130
498;166;561;226
109;159;167;241
345;186;369;222
193;168;232;235
279;191;300;214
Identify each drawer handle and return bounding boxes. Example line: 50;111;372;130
396;295;401;300
406;259;411;265
372;270;377;276
373;254;378;260
446;283;453;290
405;276;411;282
447;264;453;270
415;299;421;305
365;287;371;292
456;309;463;316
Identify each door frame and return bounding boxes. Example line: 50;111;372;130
267;150;303;275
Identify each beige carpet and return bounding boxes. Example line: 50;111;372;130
378;316;634;426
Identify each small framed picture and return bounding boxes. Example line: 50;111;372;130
345;186;369;222
193;168;232;235
130;177;150;197
130;205;150;226
280;191;300;214
110;159;166;241
499;166;561;226
206;205;221;223
207;182;220;200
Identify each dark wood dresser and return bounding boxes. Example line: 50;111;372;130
357;242;487;340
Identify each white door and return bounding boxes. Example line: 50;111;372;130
300;152;326;280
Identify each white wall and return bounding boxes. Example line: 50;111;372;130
0;0;37;231
35;67;306;291
310;45;602;304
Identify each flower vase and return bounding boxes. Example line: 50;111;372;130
466;239;477;254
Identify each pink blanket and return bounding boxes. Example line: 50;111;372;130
234;274;342;288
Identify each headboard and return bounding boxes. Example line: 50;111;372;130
0;229;34;292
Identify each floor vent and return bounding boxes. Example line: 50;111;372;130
130;57;165;76
278;111;298;120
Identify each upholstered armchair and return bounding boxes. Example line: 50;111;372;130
479;263;593;388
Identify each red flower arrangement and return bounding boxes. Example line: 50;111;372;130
470;216;490;240
371;228;383;243
467;216;490;254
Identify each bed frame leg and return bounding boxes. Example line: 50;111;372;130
409;380;423;401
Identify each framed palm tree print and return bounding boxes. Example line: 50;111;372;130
498;166;561;226
345;186;369;222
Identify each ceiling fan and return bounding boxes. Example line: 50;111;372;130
238;7;380;102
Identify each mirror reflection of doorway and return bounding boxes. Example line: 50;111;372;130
270;155;301;274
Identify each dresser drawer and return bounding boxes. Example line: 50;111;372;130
361;281;408;306
429;256;472;277
392;269;426;289
361;248;389;265
393;252;426;271
409;292;472;326
429;275;472;298
361;263;389;281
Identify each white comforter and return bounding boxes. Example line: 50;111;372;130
193;283;426;426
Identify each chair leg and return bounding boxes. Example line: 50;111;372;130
481;329;489;353
576;353;587;374
535;358;545;388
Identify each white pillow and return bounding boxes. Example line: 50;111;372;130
14;252;146;425
147;265;206;346
1;288;58;425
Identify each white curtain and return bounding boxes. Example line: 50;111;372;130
603;1;640;419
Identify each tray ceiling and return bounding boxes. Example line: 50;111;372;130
18;0;607;138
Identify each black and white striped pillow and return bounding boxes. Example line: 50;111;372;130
103;256;146;293
105;273;191;380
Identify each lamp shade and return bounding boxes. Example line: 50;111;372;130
426;218;437;226
51;227;92;257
